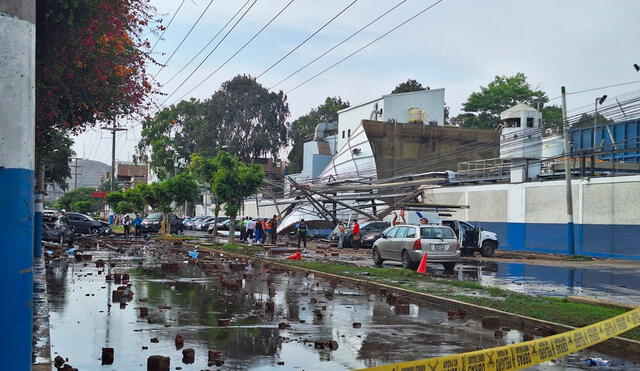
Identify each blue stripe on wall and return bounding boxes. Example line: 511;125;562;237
0;168;34;368
478;221;640;260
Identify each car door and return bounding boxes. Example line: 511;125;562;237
460;222;478;248
392;226;409;259
68;214;87;233
377;227;398;259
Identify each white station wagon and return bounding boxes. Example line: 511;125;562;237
372;224;460;270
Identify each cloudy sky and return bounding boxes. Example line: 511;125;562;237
73;0;640;165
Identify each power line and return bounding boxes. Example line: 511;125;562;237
159;0;262;106
163;0;254;85
255;0;359;80
286;0;445;93
154;0;216;79
150;0;187;54
549;80;640;101
169;0;296;106
268;0;408;90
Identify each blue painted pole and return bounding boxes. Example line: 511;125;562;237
0;1;36;369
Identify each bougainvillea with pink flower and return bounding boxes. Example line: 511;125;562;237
36;0;161;155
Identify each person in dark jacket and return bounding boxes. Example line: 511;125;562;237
295;219;308;249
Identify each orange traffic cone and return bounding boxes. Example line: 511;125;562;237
416;253;428;275
286;251;302;260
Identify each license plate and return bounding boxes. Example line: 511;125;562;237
432;244;446;251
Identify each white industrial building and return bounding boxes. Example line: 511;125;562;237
287;88;446;188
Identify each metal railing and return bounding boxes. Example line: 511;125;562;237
456;158;511;181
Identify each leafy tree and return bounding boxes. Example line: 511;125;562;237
36;0;158;184
391;79;426;94
165;172;199;215
56;187;102;214
190;154;221;236
572;113;613;129
123;186;148;214
460;73;548;129
107;186;148;214
42;129;75;189
211;152;264;242
287;97;349;173
145;182;173;234
137;75;290;178
114;201;135;215
541;105;563;133
71;200;94;215
106;192;126;210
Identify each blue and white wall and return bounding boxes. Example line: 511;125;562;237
0;2;36;369
423;175;640;260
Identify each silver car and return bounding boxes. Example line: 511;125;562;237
372;224;460;270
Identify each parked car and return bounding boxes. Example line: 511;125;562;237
185;216;207;230
208;219;241;234
372;224;460;270
441;220;499;257
66;212;111;235
141;213;184;234
188;216;209;230
194;216;215;231
329;221;390;248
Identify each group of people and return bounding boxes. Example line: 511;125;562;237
120;214;143;239
240;215;279;245
336;220;360;250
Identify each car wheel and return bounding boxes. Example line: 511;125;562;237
89;227;98;235
480;241;497;257
372;247;384;266
442;262;456;270
401;250;417;270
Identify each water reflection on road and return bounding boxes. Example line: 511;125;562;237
46;248;638;370
442;261;640;306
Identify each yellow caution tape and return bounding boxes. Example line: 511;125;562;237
355;307;640;371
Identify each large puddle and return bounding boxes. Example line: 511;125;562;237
47;245;638;370
442;261;640;306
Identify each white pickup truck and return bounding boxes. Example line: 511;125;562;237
442;220;499;257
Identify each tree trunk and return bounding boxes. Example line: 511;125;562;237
162;211;169;236
212;203;220;244
228;214;235;244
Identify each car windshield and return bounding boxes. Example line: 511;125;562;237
420;227;455;239
146;213;162;220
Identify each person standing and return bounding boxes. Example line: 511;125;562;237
55;209;74;247
134;214;143;237
263;219;271;244
337;221;346;249
296;219;308;249
270;215;278;244
122;215;132;239
255;218;263;245
240;217;246;241
246;217;255;243
351;220;361;250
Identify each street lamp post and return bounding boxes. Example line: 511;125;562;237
591;95;607;176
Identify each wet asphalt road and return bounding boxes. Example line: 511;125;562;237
46;242;638;370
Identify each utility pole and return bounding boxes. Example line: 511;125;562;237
101;121;127;191
561;87;575;256
0;1;36;368
70;157;83;190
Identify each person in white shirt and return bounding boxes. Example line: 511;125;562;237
246;217;256;242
